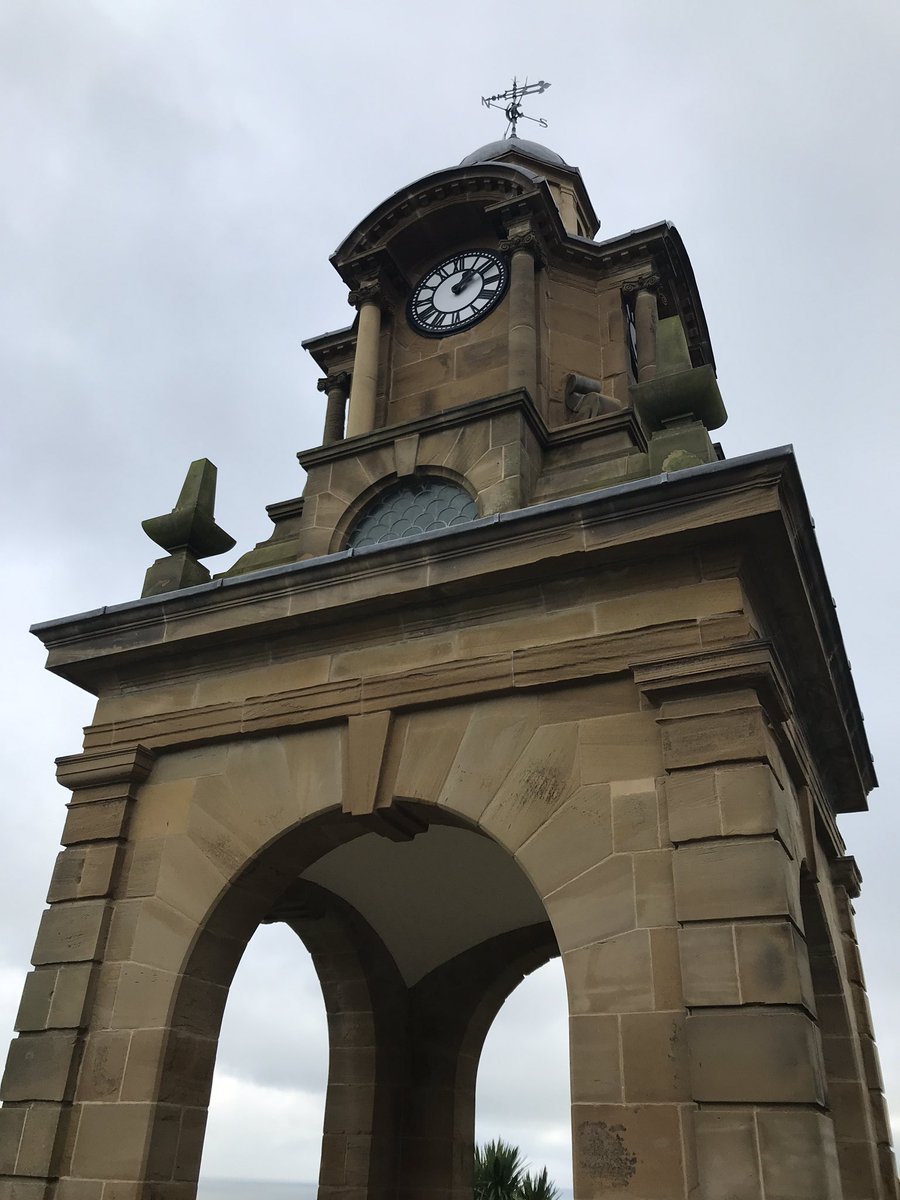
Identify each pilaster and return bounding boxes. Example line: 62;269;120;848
637;648;842;1200
0;747;153;1196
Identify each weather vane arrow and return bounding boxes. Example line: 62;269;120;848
481;76;551;138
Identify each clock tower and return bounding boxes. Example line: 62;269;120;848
1;131;897;1200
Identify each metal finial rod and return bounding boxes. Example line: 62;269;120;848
481;76;551;138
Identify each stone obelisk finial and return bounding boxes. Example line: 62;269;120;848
141;458;235;597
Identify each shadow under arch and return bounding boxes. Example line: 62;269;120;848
147;801;560;1200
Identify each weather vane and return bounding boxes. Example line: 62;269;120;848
481;76;551;139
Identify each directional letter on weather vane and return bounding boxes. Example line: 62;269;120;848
481;76;551;138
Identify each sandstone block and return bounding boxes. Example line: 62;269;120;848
482;722;579;852
78;1031;129;1101
828;1078;876;1143
621;1011;689;1102
515;783;613;899
61;797;130;846
694;1108;763;1200
546;854;635;953
343;710;388;816
679;924;740;1006
388;704;470;804
0;1179;47;1199
45;965;93;1030
438;697;539;822
572;1103;684;1198
756;1108;842;1199
31;902;110;967
659;706;771;771
569;1014;622;1103
595;578;743;638
565;930;653;1015
674;838;800;924
686;1010;826;1103
650;926;683;1010
578;713;663;783
69;1101;154;1179
47;844;119;903
734;920;815;1008
13;1103;63;1176
14;972;56;1033
635;850;676;928
665;768;720;842
0;1033;77;1102
611;780;659;852
173;1106;208;1181
110;964;177;1030
0;1105;25;1173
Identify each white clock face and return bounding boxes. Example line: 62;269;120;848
407;249;509;337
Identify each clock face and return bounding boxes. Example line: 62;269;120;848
407;249;509;337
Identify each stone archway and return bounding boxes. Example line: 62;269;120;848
53;708;580;1199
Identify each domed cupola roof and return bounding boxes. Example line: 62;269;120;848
460;135;570;169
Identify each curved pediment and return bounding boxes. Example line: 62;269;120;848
331;162;547;280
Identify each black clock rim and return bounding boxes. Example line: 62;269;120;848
406;248;510;339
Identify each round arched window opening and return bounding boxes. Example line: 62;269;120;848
346;477;477;549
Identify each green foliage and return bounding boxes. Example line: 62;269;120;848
520;1165;561;1200
474;1140;560;1200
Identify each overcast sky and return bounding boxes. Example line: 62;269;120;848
1;1;898;1191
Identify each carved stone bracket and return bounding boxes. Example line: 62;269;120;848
832;855;863;899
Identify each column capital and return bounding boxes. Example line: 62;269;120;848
317;370;351;396
621;272;661;295
348;278;386;310
498;228;546;265
622;272;669;307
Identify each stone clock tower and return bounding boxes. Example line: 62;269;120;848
1;133;896;1200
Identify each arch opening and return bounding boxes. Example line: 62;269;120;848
152;800;564;1200
475;957;572;1197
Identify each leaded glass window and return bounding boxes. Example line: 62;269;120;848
346;478;477;549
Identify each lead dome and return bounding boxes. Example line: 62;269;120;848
459;135;570;168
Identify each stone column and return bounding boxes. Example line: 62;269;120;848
500;228;539;398
317;371;351;445
623;274;660;383
347;281;382;438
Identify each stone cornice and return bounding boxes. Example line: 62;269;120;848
296;389;646;470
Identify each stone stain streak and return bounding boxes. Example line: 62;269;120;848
577;1119;638;1187
520;765;565;810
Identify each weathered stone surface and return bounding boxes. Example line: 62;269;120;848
572;1103;685;1198
674;838;800;924
565;930;654;1015
695;1108;763;1199
686;1010;827;1103
0;1032;77;1102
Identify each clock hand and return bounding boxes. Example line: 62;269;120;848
451;268;477;295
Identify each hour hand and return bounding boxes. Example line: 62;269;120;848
451;268;476;294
